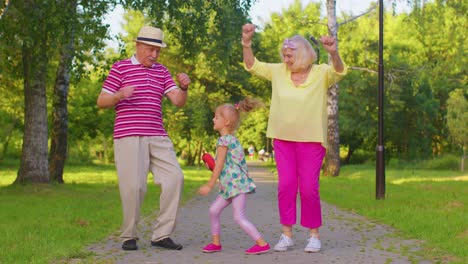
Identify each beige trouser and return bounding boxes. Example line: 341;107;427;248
114;136;184;242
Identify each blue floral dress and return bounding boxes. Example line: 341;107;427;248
216;134;256;199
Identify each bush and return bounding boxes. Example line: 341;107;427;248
418;154;461;170
341;149;374;165
388;154;461;170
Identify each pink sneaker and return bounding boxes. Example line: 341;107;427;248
202;243;222;253
245;243;270;255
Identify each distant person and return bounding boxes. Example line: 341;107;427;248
97;25;190;251
248;144;255;160
242;23;347;253
198;97;270;255
258;148;268;162
258;148;265;156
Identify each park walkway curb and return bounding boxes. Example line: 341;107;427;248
87;162;431;264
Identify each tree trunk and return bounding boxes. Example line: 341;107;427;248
462;145;466;172
196;140;203;166
323;82;341;176
0;118;18;160
102;135;109;163
49;48;71;183
49;0;77;183
323;0;341;176
344;146;355;165
15;1;50;184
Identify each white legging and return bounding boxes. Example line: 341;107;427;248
209;193;262;241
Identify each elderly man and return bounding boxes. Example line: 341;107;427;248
97;25;190;251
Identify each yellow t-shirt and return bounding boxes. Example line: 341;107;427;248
245;58;347;147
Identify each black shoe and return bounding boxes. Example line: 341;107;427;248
151;237;183;250
122;239;138;250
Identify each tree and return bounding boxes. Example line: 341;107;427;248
49;0;111;182
49;0;77;183
322;0;341;176
0;0;117;184
8;0;53;184
326;0;465;164
446;89;468;171
126;0;254;64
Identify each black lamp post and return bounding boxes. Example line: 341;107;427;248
376;0;386;199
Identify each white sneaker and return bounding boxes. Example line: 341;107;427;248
304;235;321;253
273;234;294;252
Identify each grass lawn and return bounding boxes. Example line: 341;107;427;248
319;165;468;263
0;160;210;264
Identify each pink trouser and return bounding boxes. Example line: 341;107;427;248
209;193;262;241
273;139;326;229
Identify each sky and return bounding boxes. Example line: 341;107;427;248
104;0;407;48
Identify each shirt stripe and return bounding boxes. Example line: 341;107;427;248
102;56;177;139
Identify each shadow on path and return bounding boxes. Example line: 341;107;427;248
87;162;430;264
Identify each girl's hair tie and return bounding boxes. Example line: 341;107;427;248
234;102;240;110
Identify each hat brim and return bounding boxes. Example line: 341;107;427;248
135;40;167;48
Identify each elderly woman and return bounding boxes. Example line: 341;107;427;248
242;23;347;253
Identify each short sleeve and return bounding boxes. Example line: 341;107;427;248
217;135;234;148
102;63;123;94
161;65;178;95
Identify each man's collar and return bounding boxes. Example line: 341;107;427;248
131;55;140;65
131;55;157;68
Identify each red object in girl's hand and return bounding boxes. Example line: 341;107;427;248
202;153;215;171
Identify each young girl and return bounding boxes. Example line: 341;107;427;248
198;97;270;255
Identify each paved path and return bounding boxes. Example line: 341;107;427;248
87;162;431;264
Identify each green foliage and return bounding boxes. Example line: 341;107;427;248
0;110;20;159
237;107;269;152
446;89;468;151
68;71;115;164
0;0;122;184
339;71;378;158
119;9;148;57
337;1;466;162
416;154;461;170
125;0;253;65
165;83;217;165
341;149;375;165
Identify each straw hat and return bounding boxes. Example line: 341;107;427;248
135;25;167;48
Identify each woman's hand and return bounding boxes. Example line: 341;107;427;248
242;24;256;46
198;184;212;196
242;24;256;68
319;36;338;54
320;36;344;72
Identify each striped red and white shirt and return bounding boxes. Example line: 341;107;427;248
102;55;178;139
